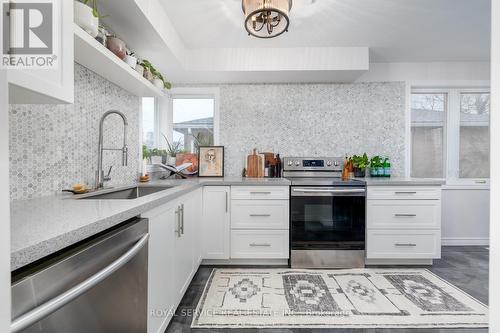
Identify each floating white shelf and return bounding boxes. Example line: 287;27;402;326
74;24;164;98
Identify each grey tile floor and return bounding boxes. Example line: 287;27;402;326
165;246;489;333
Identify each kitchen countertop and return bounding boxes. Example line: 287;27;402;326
357;177;446;186
10;177;290;271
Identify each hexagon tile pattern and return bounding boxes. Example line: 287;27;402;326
9;63;141;200
218;82;406;177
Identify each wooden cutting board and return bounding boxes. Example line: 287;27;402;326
246;149;263;178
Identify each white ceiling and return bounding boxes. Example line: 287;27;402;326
159;0;491;63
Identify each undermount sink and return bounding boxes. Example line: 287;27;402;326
77;185;175;200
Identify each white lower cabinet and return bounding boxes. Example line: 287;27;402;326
143;203;176;333
231;230;289;259
201;186;230;259
367;229;441;259
366;185;442;262
231;200;289;229
144;189;202;333
230;186;290;260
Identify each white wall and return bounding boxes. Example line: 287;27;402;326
489;0;499;330
0;71;11;332
442;189;490;245
358;62;490;82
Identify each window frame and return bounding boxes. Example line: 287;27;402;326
141;96;160;150
409;86;490;187
410;89;448;179
165;87;220;151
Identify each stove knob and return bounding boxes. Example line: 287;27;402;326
287;160;293;166
326;160;332;166
295;161;300;166
334;160;339;167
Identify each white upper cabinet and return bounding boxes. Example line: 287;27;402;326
7;0;74;104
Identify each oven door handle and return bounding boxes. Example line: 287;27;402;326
291;188;366;196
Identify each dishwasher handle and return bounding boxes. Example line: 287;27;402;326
11;234;149;333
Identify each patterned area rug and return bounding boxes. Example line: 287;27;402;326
192;268;488;328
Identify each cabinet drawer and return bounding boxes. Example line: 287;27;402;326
367;200;441;229
231;186;289;200
367;186;441;200
231;230;289;259
367;229;441;259
231;200;289;229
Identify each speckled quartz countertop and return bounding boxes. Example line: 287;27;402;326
357;177;445;186
11;177;291;271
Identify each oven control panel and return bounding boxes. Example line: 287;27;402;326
283;157;343;171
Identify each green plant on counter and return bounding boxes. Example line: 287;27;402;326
142;145;151;160
352;153;370;169
161;133;182;157
370;155;382;168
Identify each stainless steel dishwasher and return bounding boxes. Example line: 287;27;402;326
11;218;149;333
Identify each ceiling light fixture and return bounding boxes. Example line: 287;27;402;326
242;0;292;38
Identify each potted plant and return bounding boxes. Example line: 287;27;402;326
161;134;182;165
135;58;145;76
370;156;382;177
352;153;369;177
142;144;151;163
123;50;137;69
74;0;102;37
141;59;155;82
152;72;164;90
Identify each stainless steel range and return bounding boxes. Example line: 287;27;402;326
283;157;366;268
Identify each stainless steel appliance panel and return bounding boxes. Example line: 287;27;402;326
12;219;149;333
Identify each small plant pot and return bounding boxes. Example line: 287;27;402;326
166;156;177;166
353;168;366;178
370;167;378;177
150;156;162;165
135;64;145;76
143;68;154;81
153;78;164;89
74;1;98;37
106;37;127;59
123;55;137;69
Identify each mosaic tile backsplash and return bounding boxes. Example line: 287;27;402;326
9;63;141;200
219;82;406;177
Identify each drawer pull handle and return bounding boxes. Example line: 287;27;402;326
394;214;417;217
394;243;417;247
475;180;487;184
395;191;417;194
250;191;272;194
250;243;271;247
250;214;271;217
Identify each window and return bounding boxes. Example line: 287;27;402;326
411;93;446;178
459;93;490;178
410;88;490;182
142;97;157;149
172;98;215;153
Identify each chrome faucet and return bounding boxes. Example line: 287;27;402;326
95;110;128;190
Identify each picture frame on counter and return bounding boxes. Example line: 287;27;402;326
198;146;224;177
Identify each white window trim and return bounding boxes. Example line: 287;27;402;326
407;82;490;188
140;97;160;151
165;87;221;147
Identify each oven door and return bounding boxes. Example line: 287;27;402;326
290;187;366;251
